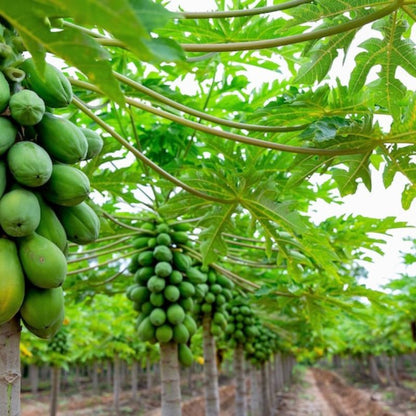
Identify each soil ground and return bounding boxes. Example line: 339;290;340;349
21;367;416;415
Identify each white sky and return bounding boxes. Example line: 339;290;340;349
165;0;416;289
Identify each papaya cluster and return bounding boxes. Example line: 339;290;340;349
126;220;200;367
0;56;102;338
245;323;278;366
224;295;259;348
48;326;69;355
193;266;235;337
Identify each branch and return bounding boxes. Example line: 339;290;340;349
68;231;141;248
181;2;400;52
71;95;237;204
69;236;132;256
67;244;134;265
101;211;150;232
89;266;129;287
178;0;311;19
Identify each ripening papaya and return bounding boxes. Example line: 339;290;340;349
56;202;100;245
0;188;41;237
9;89;45;125
35;195;67;252
0;238;25;326
42;164;90;206
20;59;73;108
37;113;88;163
0;117;17;156
7;141;53;187
0;71;10;112
80;127;104;159
20;286;64;331
18;233;67;289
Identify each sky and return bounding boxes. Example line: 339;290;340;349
164;0;416;289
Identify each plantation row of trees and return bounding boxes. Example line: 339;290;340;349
1;0;416;415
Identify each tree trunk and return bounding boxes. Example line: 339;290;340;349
234;344;246;416
106;360;112;391
380;355;393;386
260;362;271;416
131;360;139;401
274;353;284;392
146;355;153;389
368;355;383;384
202;316;220;416
391;356;401;386
249;365;261;416
92;360;99;394
0;317;21;416
50;365;60;416
160;342;181;416
113;354;121;416
29;364;39;395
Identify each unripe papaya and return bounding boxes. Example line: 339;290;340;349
137;316;155;342
24;307;64;339
56;202;100;245
18;233;67;289
42;164;90;206
183;315;197;336
37;113;88;163
21;59;73;108
9;89;45;125
155;324;173;343
173;323;190;344
167;304;185;325
0;188;40;237
20;286;64;330
0;117;17;155
80;128;104;159
35;195;67;253
178;344;193;367
0;160;6;198
0;238;25;326
0;71;10;112
172;251;192;271
7;141;53;187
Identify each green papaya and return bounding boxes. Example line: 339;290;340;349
20;286;64;330
130;286;150;305
7;141;53;187
173;323;190;344
171;231;188;244
0;71;10;112
178;281;195;298
183;315;197;336
0;160;6;198
167;304;185;325
149;308;167;327
156;232;171;246
0;188;40;237
178;344;193;367
21;59;73;108
172;251;192;272
216;275;234;290
172;222;191;232
150;292;165;307
163;285;180;302
19;233;67;289
134;267;153;285
186;267;207;284
42;164;90;206
156;223;170;234
56;202;100;245
169;270;183;285
147;276;166;293
137;316;155;342
155;261;172;278
132;237;151;249
24;307;64;339
37;113;88;163
155;324;173;343
35;195;67;252
0;239;25;326
80;128;104;159
153;245;173;262
179;297;194;313
9;89;45;125
0;117;17;155
138;251;154;266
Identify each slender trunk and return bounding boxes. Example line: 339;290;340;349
106;360;112;391
160;342;181;416
131;360;138;401
391;356;401;386
234;344;246;416
368;355;383;384
267;360;274;411
92;360;99;394
260;363;270;416
0;317;21;416
74;365;82;393
380;355;393;386
146;355;153;389
250;365;261;416
275;353;284;391
29;364;39;395
187;363;193;394
202;316;220;416
114;354;121;416
50;365;60;416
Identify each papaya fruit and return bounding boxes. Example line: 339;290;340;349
137;316;155;342
169;270;183;285
56;202;100;245
0;239;25;326
0;71;10;112
21;59;73;108
20;286;64;330
178;344;193;367
130;286;150;305
167;304;185;325
201;303;212;314
150;292;165;307
9;89;45;125
156;223;170;234
173;323;190;344
179;297;194;313
172;251;192;272
147;276;166;293
42;164;90;206
0;160;6;198
138;251;154;266
134;266;153;285
0;188;40;237
23;307;64;339
153;245;173;262
149;308;166;327
35;195;67;252
155;324;173;343
210;284;222;295
0;117;17;155
7;141;53;187
163;285;180;303
19;233;67;289
172;222;191;232
132;236;151;249
155;261;172;278
156;232;171;246
178;281;195;298
183;315;197;336
37;113;88;163
80;127;103;159
171;231;188;244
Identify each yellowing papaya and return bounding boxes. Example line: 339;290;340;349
21;59;73;108
42;164;90;206
37;113;88;163
18;233;67;289
0;238;25;326
0;188;41;237
56;202;100;245
7;141;53;187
